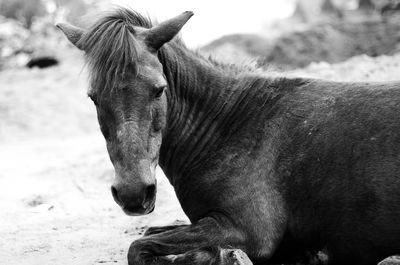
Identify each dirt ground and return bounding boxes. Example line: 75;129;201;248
1;49;400;264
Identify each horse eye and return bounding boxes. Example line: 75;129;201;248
155;86;166;98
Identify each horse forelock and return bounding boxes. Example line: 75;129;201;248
79;8;153;97
79;7;265;99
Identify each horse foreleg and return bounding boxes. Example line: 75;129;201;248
170;247;252;265
128;217;253;265
144;224;188;236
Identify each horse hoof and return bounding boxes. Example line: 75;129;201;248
221;249;253;265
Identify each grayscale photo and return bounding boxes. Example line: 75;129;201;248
1;0;400;264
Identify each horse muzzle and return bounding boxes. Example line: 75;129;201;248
111;183;156;216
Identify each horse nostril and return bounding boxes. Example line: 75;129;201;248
111;185;123;207
144;184;156;204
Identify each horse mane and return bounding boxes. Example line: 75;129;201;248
78;8;153;95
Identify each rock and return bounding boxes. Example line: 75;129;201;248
26;56;59;69
380;1;400;16
201;18;400;70
221;249;253;265
24;194;45;207
378;256;400;265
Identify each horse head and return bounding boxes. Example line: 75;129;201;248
57;10;193;216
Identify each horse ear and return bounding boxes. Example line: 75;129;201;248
144;11;194;51
56;23;85;50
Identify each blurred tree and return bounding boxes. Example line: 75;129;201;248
379;0;400;16
291;0;346;23
53;0;90;25
0;0;47;29
321;0;344;18
292;0;309;23
321;0;336;12
48;0;108;26
358;0;375;10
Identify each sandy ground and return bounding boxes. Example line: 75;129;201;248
1;49;400;265
0;135;187;265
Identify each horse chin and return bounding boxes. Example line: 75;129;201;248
122;203;155;216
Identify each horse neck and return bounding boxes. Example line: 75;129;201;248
158;42;236;184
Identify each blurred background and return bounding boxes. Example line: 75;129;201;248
1;0;400;264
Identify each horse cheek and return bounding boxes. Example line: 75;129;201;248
152;102;167;132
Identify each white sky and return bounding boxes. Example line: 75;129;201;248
108;0;295;48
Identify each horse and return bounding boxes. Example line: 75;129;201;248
57;8;400;265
